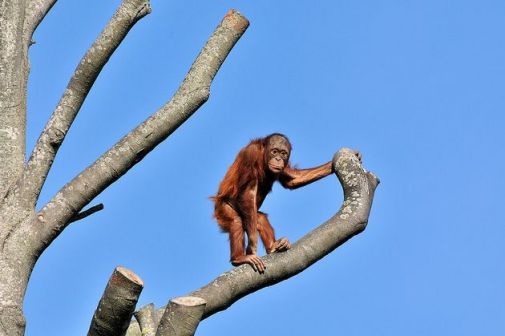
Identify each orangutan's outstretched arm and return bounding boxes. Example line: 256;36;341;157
279;161;333;189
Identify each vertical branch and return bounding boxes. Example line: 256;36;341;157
88;267;144;336
0;0;27;199
21;0;151;207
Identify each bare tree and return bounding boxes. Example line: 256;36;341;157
0;1;379;335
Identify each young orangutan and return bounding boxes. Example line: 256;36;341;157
212;133;335;272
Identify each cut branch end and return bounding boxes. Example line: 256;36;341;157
156;296;207;336
88;266;144;336
223;9;250;34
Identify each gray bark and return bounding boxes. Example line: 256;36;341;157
0;1;29;335
23;0;57;44
126;148;380;335
33;9;249;257
0;1;380;334
0;1;153;332
134;304;158;336
0;2;248;335
21;0;151;208
192;149;379;319
68;203;105;224
88;267;144;336
0;0;26;200
156;297;206;336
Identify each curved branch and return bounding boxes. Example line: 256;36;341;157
192;148;379;318
23;0;58;44
34;10;249;256
126;148;379;335
21;0;151;207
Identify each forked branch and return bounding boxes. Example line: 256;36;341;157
34;10;249;256
126;148;379;335
22;0;151;207
24;0;58;43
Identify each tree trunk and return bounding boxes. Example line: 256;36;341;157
0;0;26;199
0;0;30;334
0;3;249;335
0;1;377;335
0;213;38;336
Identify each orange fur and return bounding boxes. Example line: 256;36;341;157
212;133;330;268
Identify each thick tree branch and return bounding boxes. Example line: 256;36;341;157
34;10;249;256
191;148;379;318
21;0;151;207
0;0;27;200
156;297;206;336
126;148;379;335
88;266;144;336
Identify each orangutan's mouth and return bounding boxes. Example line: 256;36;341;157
269;164;283;171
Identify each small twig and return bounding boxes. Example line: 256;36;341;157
68;203;104;224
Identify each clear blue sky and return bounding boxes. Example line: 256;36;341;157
24;0;504;335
